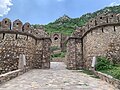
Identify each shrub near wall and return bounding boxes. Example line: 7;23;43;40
95;56;120;80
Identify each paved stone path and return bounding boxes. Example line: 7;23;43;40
0;62;117;90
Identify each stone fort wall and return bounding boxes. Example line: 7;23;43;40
50;33;68;52
0;18;51;74
67;13;120;69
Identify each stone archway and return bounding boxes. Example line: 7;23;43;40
50;33;66;63
53;34;59;41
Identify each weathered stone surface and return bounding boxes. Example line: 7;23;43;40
13;19;23;31
51;33;68;52
66;38;83;69
1;18;11;30
0;62;117;90
67;13;120;69
22;22;31;32
0;18;51;74
42;39;51;69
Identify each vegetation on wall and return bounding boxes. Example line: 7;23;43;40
95;57;113;71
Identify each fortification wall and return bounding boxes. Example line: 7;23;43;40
83;26;120;68
67;13;120;69
82;13;120;68
0;33;36;74
0;18;51;74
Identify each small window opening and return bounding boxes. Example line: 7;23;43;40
54;37;58;40
27;35;28;40
5;21;7;24
95;20;97;26
114;26;116;32
102;28;104;33
15;34;18;39
100;17;102;19
2;33;5;39
16;23;19;25
106;17;108;23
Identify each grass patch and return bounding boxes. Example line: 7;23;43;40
100;66;120;80
95;57;114;71
51;52;66;58
95;56;120;80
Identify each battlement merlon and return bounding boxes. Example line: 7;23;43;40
0;18;49;38
74;13;120;37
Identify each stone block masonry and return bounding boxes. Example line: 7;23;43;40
66;37;83;69
67;13;120;69
0;18;51;74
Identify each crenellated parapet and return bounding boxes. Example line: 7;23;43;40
0;18;49;38
74;13;120;37
13;19;23;31
1;18;11;30
88;13;118;28
22;22;31;32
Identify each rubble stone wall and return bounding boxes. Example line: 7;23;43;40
66;38;82;69
67;13;120;69
0;18;51;74
83;26;120;68
0;33;35;74
42;39;51;69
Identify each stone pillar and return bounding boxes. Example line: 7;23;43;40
66;38;76;69
42;38;51;69
66;37;83;70
76;39;83;69
33;40;43;69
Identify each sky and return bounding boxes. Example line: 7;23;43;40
0;0;120;25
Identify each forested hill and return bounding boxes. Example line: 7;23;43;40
33;5;120;36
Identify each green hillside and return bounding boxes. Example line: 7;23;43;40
33;5;120;36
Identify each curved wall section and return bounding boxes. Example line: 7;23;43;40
67;13;120;69
83;25;120;68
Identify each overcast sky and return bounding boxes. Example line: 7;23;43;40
0;0;120;24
